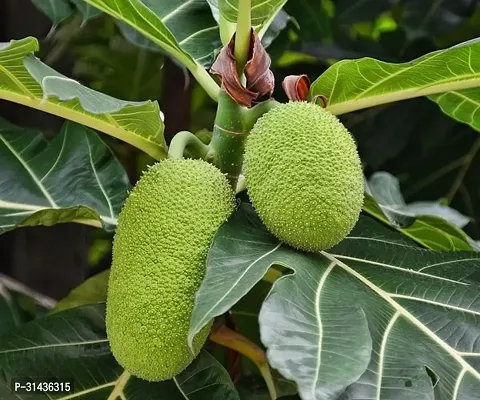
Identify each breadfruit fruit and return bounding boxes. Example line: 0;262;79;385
106;158;235;381
244;101;364;252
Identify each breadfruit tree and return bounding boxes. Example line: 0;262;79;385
0;1;480;400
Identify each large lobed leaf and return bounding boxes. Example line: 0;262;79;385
0;119;130;234
0;37;166;159
0;304;240;400
310;38;480;132
190;203;480;400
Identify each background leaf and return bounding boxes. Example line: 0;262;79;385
0;274;55;336
71;0;103;21
0;303;240;400
403;0;478;39
0;283;21;336
429;86;480;132
0;37;166;159
309;38;480;133
84;0;221;68
335;0;398;24
0;119;129;234
30;0;73;25
367;171;471;228
53;270;109;313
31;0;102;23
363;193;476;251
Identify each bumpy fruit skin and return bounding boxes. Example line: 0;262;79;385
106;158;235;381
244;101;364;252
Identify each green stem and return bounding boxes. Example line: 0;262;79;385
168;131;210;159
208;91;246;187
234;0;252;76
208;91;279;188
191;65;220;102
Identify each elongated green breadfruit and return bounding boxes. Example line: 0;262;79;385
244;101;364;252
106;158;235;381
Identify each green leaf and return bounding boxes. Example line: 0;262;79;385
0;304;240;399
0;274;55;334
83;0;220;99
32;0;103;23
194;203;480;399
403;0;478;39
190;204;372;398
71;0;103;21
363;193;476;251
53;271;110;313
430;87;480;132
31;0;74;25
207;0;288;36
310;38;480;132
367;172;471;228
0;37;166;159
0;283;21;336
188;205;282;351
334;0;394;24
116;21;164;53
0;119;129;234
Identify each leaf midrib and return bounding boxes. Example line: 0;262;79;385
0;89;166;160
0;338;108;354
189;242;282;347
311;261;336;398
0;133;58;208
326;75;480;115
0;200;117;227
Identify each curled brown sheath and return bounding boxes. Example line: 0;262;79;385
210;29;274;108
282;74;311;101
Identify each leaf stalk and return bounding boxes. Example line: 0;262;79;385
168;131;211;160
234;0;252;77
210;324;278;400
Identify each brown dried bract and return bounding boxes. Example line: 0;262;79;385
282;74;311;101
312;94;328;108
210;29;274;108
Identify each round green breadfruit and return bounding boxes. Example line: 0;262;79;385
244;101;364;252
106;158;235;381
